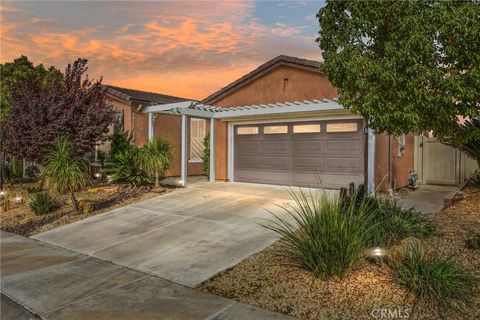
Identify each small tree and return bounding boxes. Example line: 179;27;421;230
42;136;91;211
141;138;174;188
317;1;480;137
444;117;480;167
2;58;114;161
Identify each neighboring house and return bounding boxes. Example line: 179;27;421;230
136;55;477;191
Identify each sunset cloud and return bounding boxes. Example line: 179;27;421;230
0;1;323;100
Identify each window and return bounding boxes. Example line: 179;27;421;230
237;127;259;135
113;110;124;132
326;122;358;133
293;124;321;133
264;125;288;134
190;118;206;161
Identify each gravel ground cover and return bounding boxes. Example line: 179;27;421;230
1;182;174;236
198;188;480;320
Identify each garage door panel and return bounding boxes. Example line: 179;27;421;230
236;140;261;152
326;158;361;172
236;156;261;169
263;140;289;151
260;171;290;185
292;157;323;171
263;156;289;167
326;140;361;152
292;140;324;152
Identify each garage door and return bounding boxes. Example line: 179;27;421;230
234;119;365;189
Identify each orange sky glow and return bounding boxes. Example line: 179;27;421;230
0;1;324;100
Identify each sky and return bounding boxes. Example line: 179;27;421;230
1;1;326;100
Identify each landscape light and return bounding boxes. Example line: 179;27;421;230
0;191;5;196
15;196;22;202
373;247;384;257
95;173;101;178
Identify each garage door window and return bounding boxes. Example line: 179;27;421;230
264;125;288;134
237;127;258;135
293;124;321;133
326;122;358;133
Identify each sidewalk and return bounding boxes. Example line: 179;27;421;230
0;231;294;320
398;185;460;214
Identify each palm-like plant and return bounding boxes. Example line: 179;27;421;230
42;136;91;211
141;138;174;188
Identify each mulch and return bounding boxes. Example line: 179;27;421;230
1;183;174;236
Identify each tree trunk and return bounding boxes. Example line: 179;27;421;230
155;169;160;189
71;191;79;212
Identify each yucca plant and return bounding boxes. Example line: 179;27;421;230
389;240;479;316
263;189;377;279
106;146;152;187
141;138;173;188
42;136;91;211
29;192;58;215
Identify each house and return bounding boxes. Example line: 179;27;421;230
129;55;478;191
100;85;205;176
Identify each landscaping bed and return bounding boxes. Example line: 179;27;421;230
197;188;480;320
1;182;173;236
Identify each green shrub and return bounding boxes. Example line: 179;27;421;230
141;138;174;188
25;165;40;180
26;184;43;194
467;232;480;250
470;168;480;185
340;184;433;246
29;192;59;215
263;189;376;279
109;130;132;159
202;133;210;176
389;240;479;315
106;147;152;186
369;197;434;246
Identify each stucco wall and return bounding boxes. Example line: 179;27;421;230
375;133;415;191
211;65;338;181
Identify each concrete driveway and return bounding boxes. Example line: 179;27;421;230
33;181;314;287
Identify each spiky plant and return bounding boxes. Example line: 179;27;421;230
141;138;173;188
42;136;91;211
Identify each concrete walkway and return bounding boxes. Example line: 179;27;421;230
1;231;294;320
33;181;330;287
398;184;460;214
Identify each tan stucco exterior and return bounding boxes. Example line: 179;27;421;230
210;65;338;181
375;133;415;190
104;96;203;177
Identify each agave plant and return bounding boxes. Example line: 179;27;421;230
141;138;173;188
42;136;91;211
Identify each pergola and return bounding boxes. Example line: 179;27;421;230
142;99;375;190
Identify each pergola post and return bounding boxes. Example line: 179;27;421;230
209;119;215;182
148;112;154;141
181;114;188;187
367;127;376;194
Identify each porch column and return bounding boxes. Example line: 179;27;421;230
367;127;376;194
209;119;215;182
148;112;154;141
181;114;188;187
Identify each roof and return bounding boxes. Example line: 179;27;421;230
202;55;322;104
143;98;348;120
104;85;191;105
